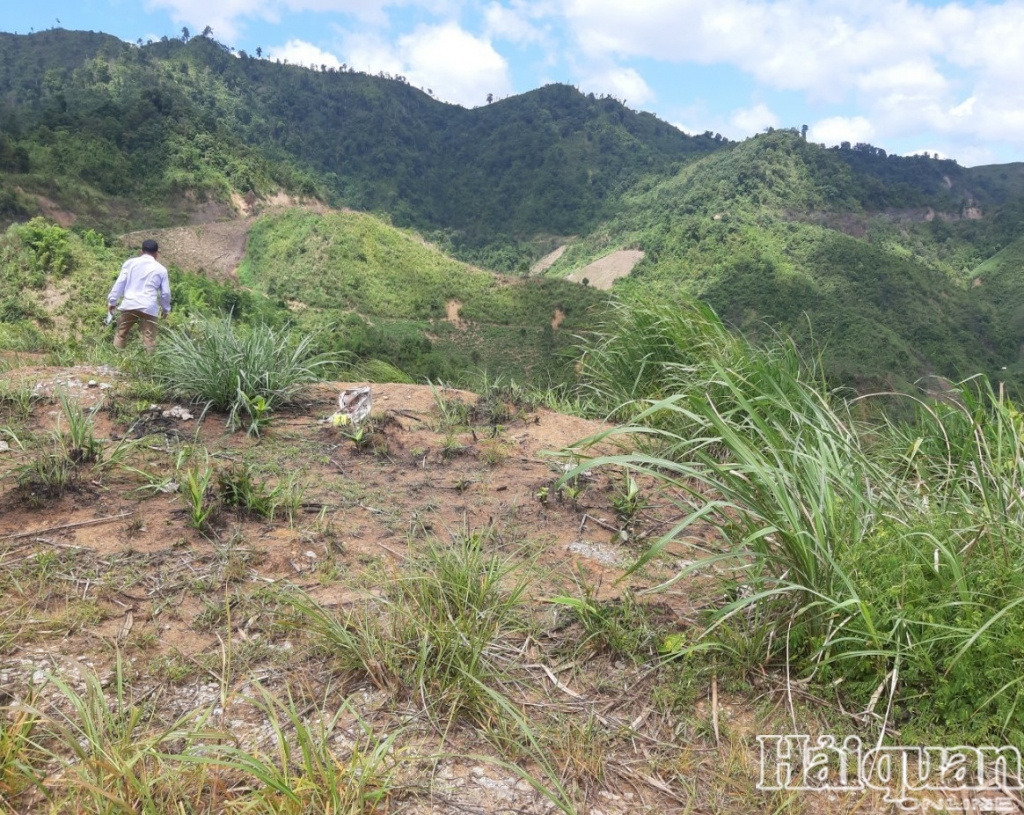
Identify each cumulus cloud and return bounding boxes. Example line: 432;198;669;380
145;0;441;40
342;34;406;76
145;0;267;41
728;103;779;138
542;0;1024;158
269;38;343;68
578;66;654;106
556;0;949;101
809;115;876;146
344;23;512;107
484;1;551;44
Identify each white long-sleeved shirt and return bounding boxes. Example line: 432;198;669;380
107;254;171;317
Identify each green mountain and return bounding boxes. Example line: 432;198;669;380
0;28;719;258
545;131;1024;388
4;28;1024;391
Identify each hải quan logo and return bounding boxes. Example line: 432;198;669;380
758;735;1022;811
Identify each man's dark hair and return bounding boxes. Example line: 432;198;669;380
141;239;159;254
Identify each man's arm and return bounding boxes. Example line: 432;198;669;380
107;262;130;310
159;269;171;316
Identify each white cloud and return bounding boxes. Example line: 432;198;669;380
545;0;1024;158
809;115;876;146
403;23;511;106
269;38;342;68
558;0;951;102
484;1;550;44
727;103;779;138
343;34;407;76
945;2;1024;81
578;66;654;106
344;23;512;107
145;0;267;41
857;60;949;96
951;144;999;167
949;96;976;120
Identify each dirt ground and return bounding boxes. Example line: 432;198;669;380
121;197;329;279
565;250;645;290
0;363;960;813
531;246;567;276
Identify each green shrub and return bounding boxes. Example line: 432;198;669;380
13;218;75;276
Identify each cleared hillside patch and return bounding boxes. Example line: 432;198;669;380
565;249;645;289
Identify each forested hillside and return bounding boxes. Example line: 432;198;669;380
0;28;719;261
3;28;1024;390
546;130;1024;388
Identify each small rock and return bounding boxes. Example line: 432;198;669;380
0;441;9;453
162;406;194;421
32;670;47;685
99;383;112;390
87;380;98;387
304;550;317;559
470;766;486;778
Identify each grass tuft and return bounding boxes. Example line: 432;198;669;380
154;315;337;432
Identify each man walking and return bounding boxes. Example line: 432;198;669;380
107;239;171;351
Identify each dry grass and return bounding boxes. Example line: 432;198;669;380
0;371;946;814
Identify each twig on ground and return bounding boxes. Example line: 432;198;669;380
711;673;720;745
0;512;135;542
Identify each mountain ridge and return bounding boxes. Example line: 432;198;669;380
3;28;1024;391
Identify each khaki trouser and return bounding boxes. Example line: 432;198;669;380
113;309;159;351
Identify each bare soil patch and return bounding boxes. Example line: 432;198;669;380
121;200;330;279
531;245;567;275
122;220;252;280
0;362;898;814
445;299;464;329
566;250;645;290
32;195;76;227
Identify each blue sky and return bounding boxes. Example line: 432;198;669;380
6;0;1024;166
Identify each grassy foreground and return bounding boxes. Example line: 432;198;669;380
2;219;1023;812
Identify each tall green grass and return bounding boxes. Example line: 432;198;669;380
6;660;405;813
576;296;812;426
28;656;224;813
153;315;340;432
567;298;1024;745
